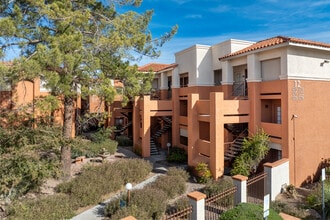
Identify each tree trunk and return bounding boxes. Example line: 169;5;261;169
62;96;74;180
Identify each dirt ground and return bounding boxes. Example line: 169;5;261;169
275;186;322;219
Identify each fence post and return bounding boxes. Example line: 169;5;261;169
264;158;290;201
232;174;248;205
187;191;206;220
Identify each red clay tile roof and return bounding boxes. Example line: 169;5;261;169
138;63;177;72
220;36;330;60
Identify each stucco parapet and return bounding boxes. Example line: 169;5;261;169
188;191;207;201
120;216;137;220
232;174;248;182
264;158;289;168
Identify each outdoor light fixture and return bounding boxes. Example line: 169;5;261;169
125;183;133;204
320;60;329;66
291;114;298;120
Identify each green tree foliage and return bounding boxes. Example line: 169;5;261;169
231;129;270;176
0;0;177;179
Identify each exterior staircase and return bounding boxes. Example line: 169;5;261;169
114;121;132;136
224;136;245;161
150;116;172;155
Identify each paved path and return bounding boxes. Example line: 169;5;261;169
71;147;168;220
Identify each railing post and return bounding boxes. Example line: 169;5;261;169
232;174;248;205
187;191;206;220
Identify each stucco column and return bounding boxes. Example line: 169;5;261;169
188;93;199;166
247;54;261;82
188;191;206;220
221;61;233;85
210;92;225;179
248;82;261;133
171;88;180;148
232;174;248;205
141;96;151;157
133;96;140;152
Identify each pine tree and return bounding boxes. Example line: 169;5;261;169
0;0;177;180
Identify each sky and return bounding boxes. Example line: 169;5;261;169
130;0;330;66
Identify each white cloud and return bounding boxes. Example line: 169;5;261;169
209;5;231;13
185;14;202;19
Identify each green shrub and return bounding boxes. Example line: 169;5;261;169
8;194;75;220
71;138;117;159
103;197;121;218
111;159;153;183
305;179;330;218
167;147;188;163
167;167;190;182
0;125;62;200
56;159;151;208
195;162;212;183
149;175;186;199
220;203;282;220
166;196;190;213
130;188;168;219
116;135;133;146
202;176;234;197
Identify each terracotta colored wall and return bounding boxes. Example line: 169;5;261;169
287;79;330;185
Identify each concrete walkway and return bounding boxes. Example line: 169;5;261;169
71;147;168;220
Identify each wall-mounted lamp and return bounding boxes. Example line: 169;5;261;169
291;114;298;120
320;60;329;66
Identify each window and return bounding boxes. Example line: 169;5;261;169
276;105;281;124
261;58;281;81
180;100;188;116
180;136;188;146
180;73;188;88
214;69;222;86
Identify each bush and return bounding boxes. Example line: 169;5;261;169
195;162;212;183
202;176;234;197
56;159;151;208
149;175;186;199
0;125;62;201
110;204;150;220
71;137;117;159
220;203;282;220
305;179;330;218
8;194;75;220
130;188;168;219
167;147;188;163
116;135;133;146
167;167;190;182
103;197;121;218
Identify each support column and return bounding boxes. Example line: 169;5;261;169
141;96;151;157
188;191;206;220
210;92;225;179
188;93;199;167
232;174;248;205
133;96;140;152
171;88;180;148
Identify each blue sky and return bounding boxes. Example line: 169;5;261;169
132;0;330;66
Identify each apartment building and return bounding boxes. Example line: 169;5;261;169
134;36;330;186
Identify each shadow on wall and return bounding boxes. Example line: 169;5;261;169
301;158;330;186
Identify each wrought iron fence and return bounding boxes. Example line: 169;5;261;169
205;186;237;220
162;206;192;220
247;172;267;204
